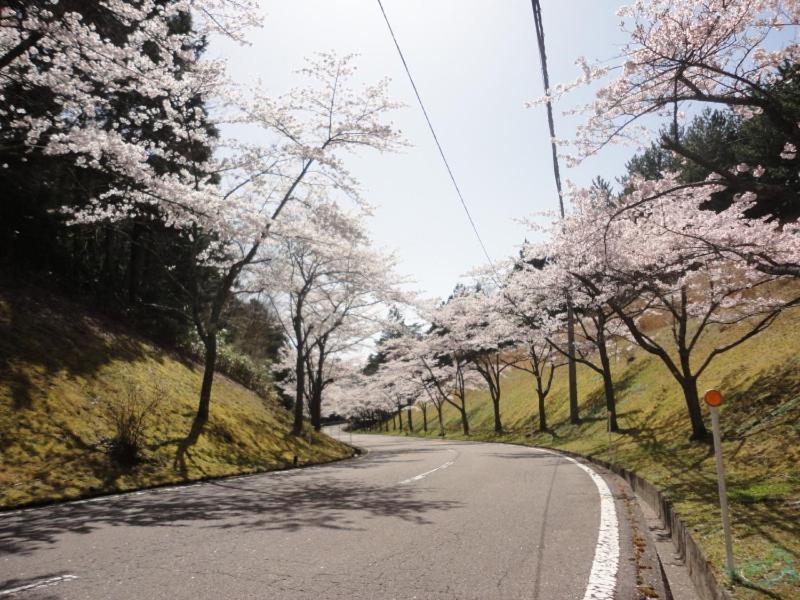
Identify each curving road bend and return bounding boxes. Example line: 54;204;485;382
1;431;638;599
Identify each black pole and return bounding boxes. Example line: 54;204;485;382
530;0;579;422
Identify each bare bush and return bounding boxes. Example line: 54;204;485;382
98;378;163;466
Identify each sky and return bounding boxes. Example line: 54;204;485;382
210;1;635;300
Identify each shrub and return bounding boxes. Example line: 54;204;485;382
178;329;273;398
98;378;162;466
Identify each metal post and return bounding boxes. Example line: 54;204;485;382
709;405;735;578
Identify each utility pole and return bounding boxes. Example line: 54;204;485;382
530;0;579;422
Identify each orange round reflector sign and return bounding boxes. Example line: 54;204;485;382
704;389;723;407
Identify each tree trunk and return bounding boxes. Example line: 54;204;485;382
127;222;143;304
191;236;263;437
397;406;404;432
597;330;619;432
681;377;709;441
292;345;305;435
492;393;503;434
101;226;114;286
436;404;445;437
536;388;547;432
311;390;322;431
458;398;470;436
196;333;217;426
476;360;504;434
309;341;327;432
601;369;619;433
421;405;428;432
407;408;413;433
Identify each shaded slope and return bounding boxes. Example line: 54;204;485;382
0;286;353;508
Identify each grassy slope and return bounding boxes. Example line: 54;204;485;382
0;287;353;509
387;310;800;599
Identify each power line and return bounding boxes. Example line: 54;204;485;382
374;0;497;274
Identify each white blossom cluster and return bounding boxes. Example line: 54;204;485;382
529;0;800;166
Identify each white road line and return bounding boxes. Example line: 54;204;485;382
398;449;458;484
538;449;619;600
398;460;454;484
0;574;78;596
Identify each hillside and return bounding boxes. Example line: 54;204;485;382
0;286;354;509
383;309;800;599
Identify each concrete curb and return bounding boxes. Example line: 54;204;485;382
543;446;732;600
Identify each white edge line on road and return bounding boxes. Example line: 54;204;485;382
539;449;619;600
0;574;78;596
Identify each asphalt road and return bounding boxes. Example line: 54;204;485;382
1;431;638;599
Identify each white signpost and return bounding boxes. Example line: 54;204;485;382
704;388;736;579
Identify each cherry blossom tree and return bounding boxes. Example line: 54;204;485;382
414;395;431;433
424;294;489;436
414;364;452;438
381;327;454;437
521;0;800;441
556;180;800;440
3;3;404;432
263;201;403;433
499;263;566;432
508;242;637;432
511;328;562;433
443;286;517;434
1;0;256;205
542;0;799;170
329;371;393;431
359;353;417;432
171;54;403;432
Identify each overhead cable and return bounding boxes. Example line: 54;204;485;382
375;0;498;276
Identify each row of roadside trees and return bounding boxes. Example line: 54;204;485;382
335;0;800;443
7;1;798;445
1;1;407;441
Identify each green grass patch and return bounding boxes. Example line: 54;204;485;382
0;287;353;509
372;309;800;599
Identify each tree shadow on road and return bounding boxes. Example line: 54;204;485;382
1;472;461;556
172;416;207;478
